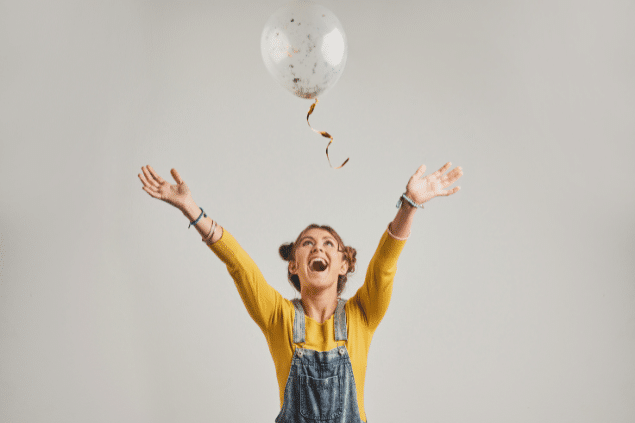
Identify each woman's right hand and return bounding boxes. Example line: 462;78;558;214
138;165;193;211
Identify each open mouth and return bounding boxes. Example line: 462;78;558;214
309;258;328;272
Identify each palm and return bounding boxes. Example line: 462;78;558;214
158;180;190;203
139;165;192;209
406;162;463;205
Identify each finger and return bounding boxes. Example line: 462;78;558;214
138;172;156;189
413;164;427;179
139;176;160;195
433;162;452;177
141;186;160;199
142;166;160;188
441;186;460;196
442;166;463;185
146;165;166;185
171;168;184;184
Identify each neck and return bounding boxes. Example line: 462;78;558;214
300;288;339;324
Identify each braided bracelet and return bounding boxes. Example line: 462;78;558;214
188;207;207;228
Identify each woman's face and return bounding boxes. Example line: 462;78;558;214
289;228;348;294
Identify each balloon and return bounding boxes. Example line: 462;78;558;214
261;0;348;100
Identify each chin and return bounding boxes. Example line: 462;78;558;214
302;275;337;292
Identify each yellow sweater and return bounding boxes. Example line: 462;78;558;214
208;229;406;422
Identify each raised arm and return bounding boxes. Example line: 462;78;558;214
353;162;463;330
389;162;463;238
138;165;283;333
138;165;223;244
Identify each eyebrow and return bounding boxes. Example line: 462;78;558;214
299;235;337;244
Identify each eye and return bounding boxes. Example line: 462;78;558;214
302;240;314;246
325;240;334;247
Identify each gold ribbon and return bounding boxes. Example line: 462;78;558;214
306;98;349;169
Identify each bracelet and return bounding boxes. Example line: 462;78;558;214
188;207;207;228
396;193;424;209
203;220;217;244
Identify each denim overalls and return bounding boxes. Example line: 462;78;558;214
275;298;366;423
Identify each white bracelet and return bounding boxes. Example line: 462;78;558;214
387;223;409;241
396;193;424;209
203;220;217;244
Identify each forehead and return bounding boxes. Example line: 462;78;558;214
300;228;337;241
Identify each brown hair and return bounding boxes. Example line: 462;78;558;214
279;224;357;296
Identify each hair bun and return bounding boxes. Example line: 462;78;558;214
344;246;357;274
279;243;294;261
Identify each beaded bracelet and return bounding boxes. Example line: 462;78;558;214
396;193;424;209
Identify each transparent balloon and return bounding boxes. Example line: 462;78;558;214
261;0;348;100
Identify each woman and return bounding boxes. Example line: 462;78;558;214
138;162;463;422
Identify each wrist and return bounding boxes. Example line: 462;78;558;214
401;199;417;210
404;191;424;204
181;201;201;221
396;192;424;210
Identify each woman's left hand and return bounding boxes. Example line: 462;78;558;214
405;162;463;205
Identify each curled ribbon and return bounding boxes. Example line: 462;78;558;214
306;98;349;169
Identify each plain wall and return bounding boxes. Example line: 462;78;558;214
1;0;634;422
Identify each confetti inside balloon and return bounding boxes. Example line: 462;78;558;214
261;0;348;99
261;0;349;168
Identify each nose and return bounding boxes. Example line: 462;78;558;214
311;245;323;253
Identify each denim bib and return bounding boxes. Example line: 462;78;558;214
275;299;365;423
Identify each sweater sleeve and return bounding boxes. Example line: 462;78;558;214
350;228;407;332
207;229;284;334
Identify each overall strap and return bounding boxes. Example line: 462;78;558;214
334;298;348;341
292;298;348;343
291;298;306;344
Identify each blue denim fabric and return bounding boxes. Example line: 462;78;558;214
275;299;366;423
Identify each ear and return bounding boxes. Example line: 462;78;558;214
338;260;348;276
289;260;298;275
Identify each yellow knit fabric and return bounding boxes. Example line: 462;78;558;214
208;229;406;422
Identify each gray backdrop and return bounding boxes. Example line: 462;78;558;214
1;0;634;422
